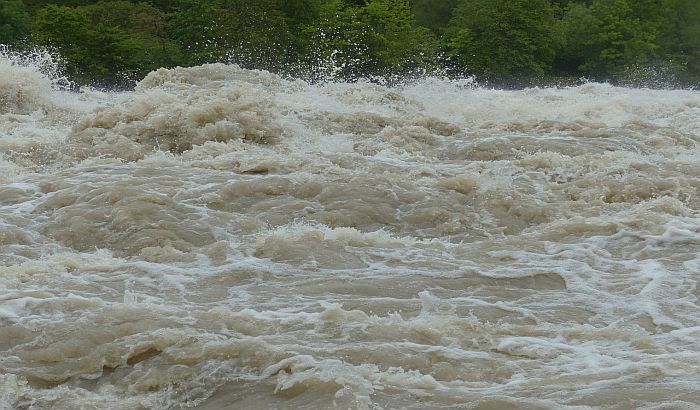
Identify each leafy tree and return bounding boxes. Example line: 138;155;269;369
678;1;700;83
167;0;230;65
32;5;122;84
364;0;437;74
219;0;294;71
308;0;379;79
282;0;324;31
552;2;597;76
655;0;700;84
556;0;659;80
309;0;436;80
409;0;458;33
0;0;31;45
169;0;293;71
84;1;168;38
551;0;592;6
23;0;99;10
83;1;181;77
141;0;180;13
10;0;698;87
443;0;557;83
280;0;325;64
32;2;180;85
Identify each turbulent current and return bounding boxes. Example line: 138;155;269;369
1;56;699;409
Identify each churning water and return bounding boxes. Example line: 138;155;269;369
1;54;699;409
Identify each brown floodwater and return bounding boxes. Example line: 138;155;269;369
1;57;699;409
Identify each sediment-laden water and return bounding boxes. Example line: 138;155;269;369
1;56;699;409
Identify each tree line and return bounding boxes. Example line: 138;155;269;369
1;0;699;87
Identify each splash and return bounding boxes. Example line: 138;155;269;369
0;48;56;115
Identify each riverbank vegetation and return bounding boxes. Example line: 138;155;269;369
2;0;698;87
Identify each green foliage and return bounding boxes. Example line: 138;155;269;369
410;0;458;33
282;0;324;30
0;0;31;45
656;0;700;84
364;0;437;73
219;0;294;71
575;0;658;78
170;0;293;70
23;0;100;11
32;5;115;84
679;1;700;83
32;2;179;86
554;0;693;83
443;0;557;82
83;1;180;78
309;0;380;79
167;0;230;65
8;0;699;87
280;0;325;71
553;2;598;76
310;0;437;79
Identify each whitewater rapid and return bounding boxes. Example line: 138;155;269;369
1;56;699;409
